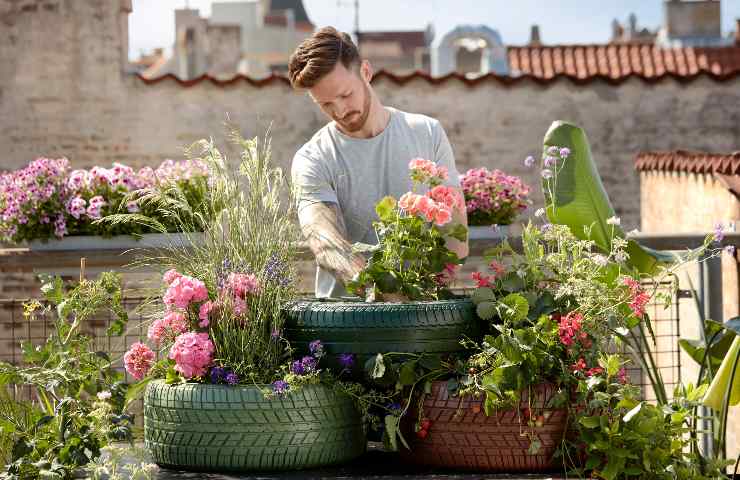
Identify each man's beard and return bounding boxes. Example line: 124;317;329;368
335;82;372;133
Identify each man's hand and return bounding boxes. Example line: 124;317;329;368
299;201;366;284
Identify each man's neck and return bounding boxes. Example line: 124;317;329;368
338;99;390;139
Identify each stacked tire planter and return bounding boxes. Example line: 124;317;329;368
399;382;568;472
144;381;366;472
283;297;479;374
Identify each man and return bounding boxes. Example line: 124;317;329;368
288;27;468;299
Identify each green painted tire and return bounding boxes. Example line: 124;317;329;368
144;381;366;472
283;298;479;372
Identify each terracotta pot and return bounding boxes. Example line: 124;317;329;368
399;381;568;472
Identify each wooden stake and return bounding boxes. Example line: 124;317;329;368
80;257;86;282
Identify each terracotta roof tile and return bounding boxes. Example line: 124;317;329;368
139;44;740;87
508;45;740;80
635;151;740;175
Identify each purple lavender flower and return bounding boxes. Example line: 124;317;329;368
272;380;289;396
309;340;324;358
524;156;535;167
225;371;239;385
291;359;306;375
541;169;553;179
263;252;291;287
714;222;725;243
301;355;317;374
338;353;355;370
559;147;571;158
210;366;226;384
544;156;557;167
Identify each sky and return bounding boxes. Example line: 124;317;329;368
129;0;740;59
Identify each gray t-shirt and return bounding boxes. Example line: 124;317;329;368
291;107;460;298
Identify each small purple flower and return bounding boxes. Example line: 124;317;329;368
541;169;553;179
309;340;324;358
291;359;306;375
544;156;557;167
524;156;535;167
272;380;289;396
338;353;355;370
714;222;725;243
541;223;552;233
725;245;736;256
271;328;281;340
210;366;226;384
559;147;571;158
546;146;559;155
225;371;239;385
301;355;317;374
386;402;402;411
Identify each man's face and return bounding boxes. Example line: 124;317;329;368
308;62;371;133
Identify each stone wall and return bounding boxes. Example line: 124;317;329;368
641;170;740;463
2;1;740;231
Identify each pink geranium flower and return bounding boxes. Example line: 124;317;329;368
198;301;216;328
163;274;208;309
168;332;215;379
124;342;155;380
147;310;189;345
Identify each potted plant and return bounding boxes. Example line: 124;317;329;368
284;158;479;375
122;132;366;472
0;157;209;250
460;167;530;239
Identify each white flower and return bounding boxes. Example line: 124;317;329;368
535;208;545;218
614;250;629;263
606;216;621;226
591;254;609;267
97;390;112;400
627;228;640;236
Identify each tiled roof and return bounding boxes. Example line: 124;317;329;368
138;44;740;86
635;151;740;175
508;44;740;79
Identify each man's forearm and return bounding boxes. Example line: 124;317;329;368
300;202;365;283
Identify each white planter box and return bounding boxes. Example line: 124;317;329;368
468;225;510;240
25;232;202;251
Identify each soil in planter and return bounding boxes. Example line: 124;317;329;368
399;381;568;472
144;381;366;472
283;297;481;378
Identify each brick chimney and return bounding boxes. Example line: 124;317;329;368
529;25;541;46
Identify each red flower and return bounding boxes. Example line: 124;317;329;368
558;311;585;347
586;367;604;377
571;358;586;373
471;271;493;288
618;367;629;384
623;277;651;318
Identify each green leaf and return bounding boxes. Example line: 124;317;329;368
498;293;529;324
165;366;180;384
384;414;400;451
601;457;626;480
471;287;495;305
579;415;602;429
398;361;417;386
371;353;386;379
418;355;442;371
39;275;64;305
476;301;497;321
124;377;152;410
542;121;671;274
500;273;525;292
375;196;397;223
623;402;643;422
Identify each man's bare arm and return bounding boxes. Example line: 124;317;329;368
299;202;366;283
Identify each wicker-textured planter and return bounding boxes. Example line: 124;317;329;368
399;381;567;472
144;381;366;472
283;298;480;374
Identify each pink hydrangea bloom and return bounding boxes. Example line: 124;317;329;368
163;269;182;285
168;332;215;379
124;342;155;380
198;301;215;328
147;310;189;346
163;274;208;309
226;272;260;298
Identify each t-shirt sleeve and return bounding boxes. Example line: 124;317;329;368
432;120;461;188
291;151;338;213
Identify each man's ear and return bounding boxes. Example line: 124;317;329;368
360;60;373;83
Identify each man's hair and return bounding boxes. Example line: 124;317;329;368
288;27;360;89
